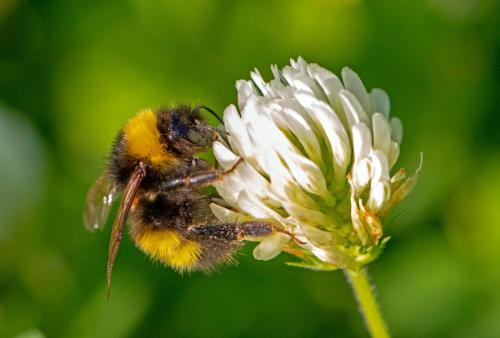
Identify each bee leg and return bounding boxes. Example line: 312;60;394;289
188;221;305;244
188;221;274;241
190;157;213;172
159;158;243;192
240;223;306;244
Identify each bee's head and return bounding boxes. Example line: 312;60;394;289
158;106;218;156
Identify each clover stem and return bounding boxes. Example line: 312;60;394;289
344;268;390;338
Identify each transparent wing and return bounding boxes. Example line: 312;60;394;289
84;171;118;232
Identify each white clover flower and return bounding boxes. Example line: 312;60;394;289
212;57;421;271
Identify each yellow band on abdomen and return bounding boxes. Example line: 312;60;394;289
135;229;201;271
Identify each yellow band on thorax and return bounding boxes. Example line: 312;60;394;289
123;109;176;167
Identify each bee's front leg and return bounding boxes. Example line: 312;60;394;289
159;158;243;192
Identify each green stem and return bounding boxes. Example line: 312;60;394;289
344;269;390;338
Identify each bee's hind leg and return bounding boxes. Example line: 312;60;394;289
188;221;304;244
188;222;274;241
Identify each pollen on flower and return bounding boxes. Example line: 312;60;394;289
212;57;421;271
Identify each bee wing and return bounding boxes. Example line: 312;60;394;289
84;172;119;232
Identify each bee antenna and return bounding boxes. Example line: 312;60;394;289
201;105;224;126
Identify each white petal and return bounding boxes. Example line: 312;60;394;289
214;157;270;201
236;190;282;221
213;141;239;169
370;88;390;118
352;157;372;191
282;183;318;209
214;175;243;208
264;149;295;199
339;89;370;127
307;63;347;127
387;141;400;169
268;79;286;97
236;80;257;110
282;66;327;101
294;91;351;182
265;153;326;221
299;225;346;246
370;150;390;182
285;205;332;227
300;225;331;244
310;245;357;270
278;149;328;197
253;233;289;260
263;150;320;211
238;97;292;172
290;56;308;73
264;151;321;216
246;115;296;173
223;105;253;158
341;67;373;115
368;180;391;212
271;64;281;81
351;122;372;162
240;95;268;122
372;113;391;155
390;117;403;144
306;64;344;98
250;68;269;96
270;104;322;163
216;123;274;193
237;161;281;207
210;204;247;223
350;193;368;244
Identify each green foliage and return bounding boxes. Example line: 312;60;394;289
1;0;499;337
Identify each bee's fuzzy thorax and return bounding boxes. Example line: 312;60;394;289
123;109;178;168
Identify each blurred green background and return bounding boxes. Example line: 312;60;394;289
1;0;499;337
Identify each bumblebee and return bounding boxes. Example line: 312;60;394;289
84;106;291;294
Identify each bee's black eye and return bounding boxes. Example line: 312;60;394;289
169;113;207;145
171;114;189;137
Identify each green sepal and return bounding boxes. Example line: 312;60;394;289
285;260;339;272
356;236;391;265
